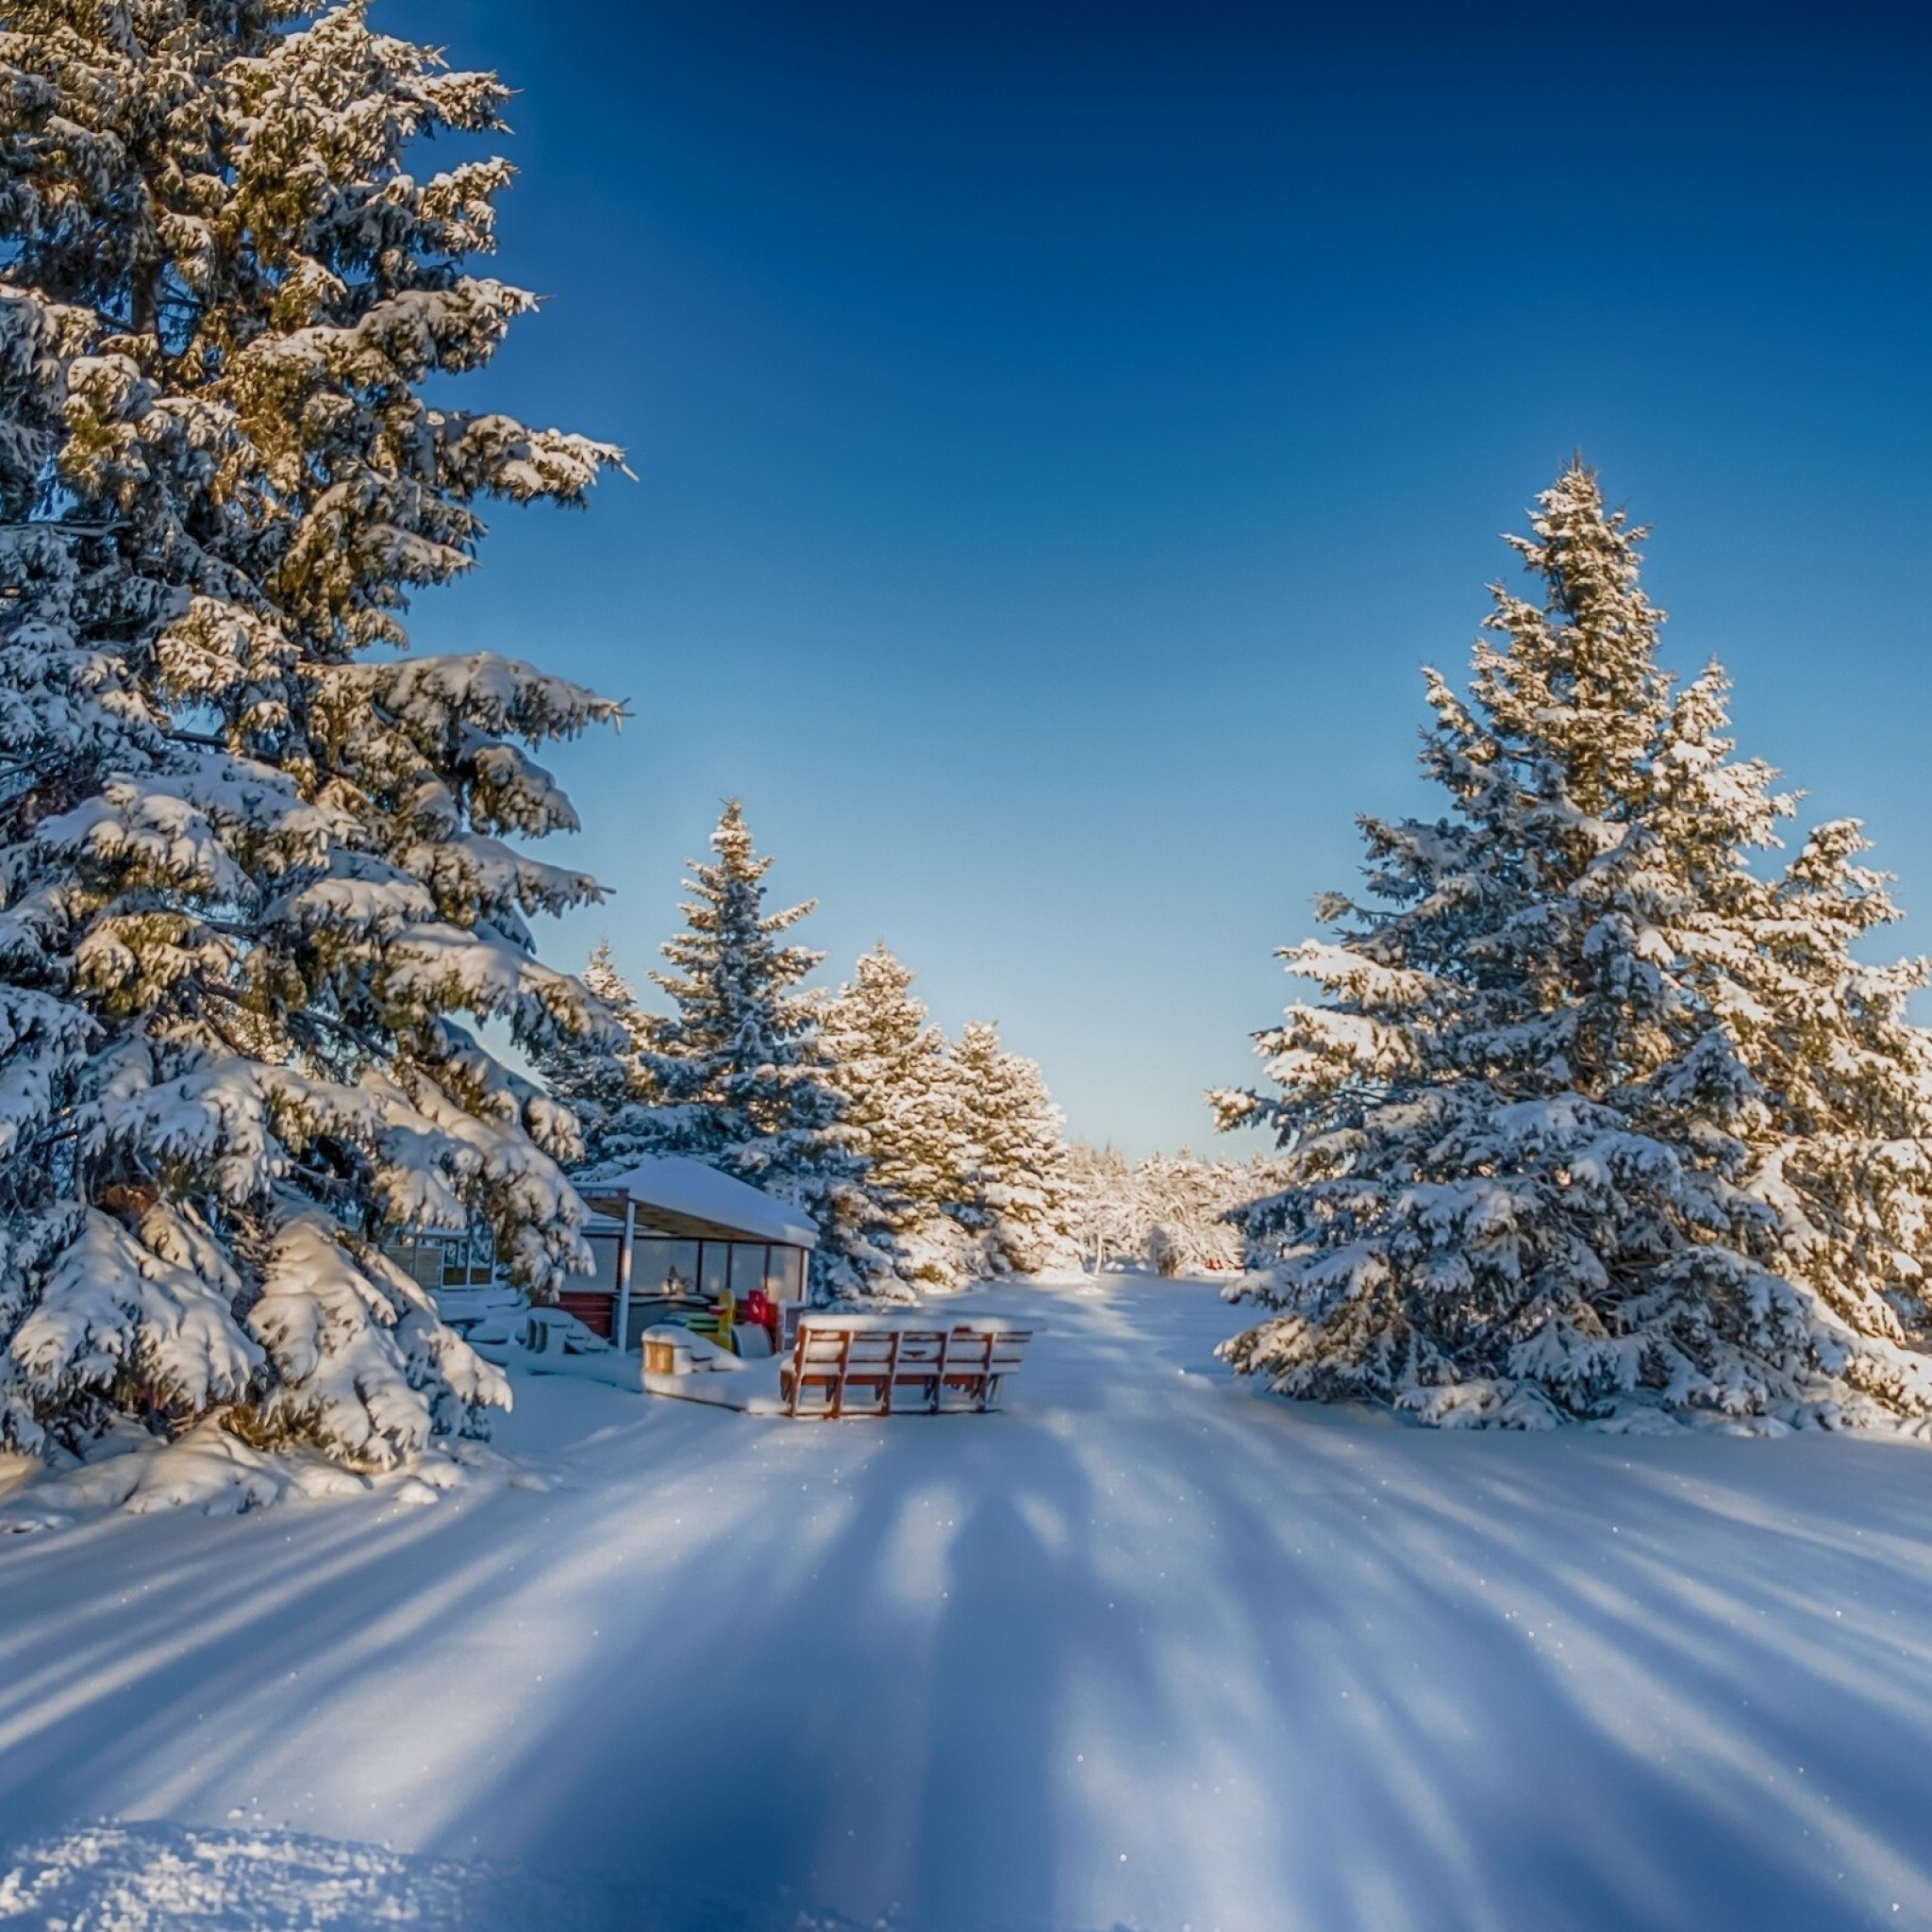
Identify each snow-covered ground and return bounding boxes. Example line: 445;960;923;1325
5;1275;1932;1932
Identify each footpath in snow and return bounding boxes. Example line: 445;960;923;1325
4;1275;1932;1932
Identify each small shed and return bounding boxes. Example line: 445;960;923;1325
560;1156;819;1352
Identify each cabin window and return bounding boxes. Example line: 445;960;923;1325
770;1246;807;1301
383;1229;495;1290
633;1238;700;1296
582;1232;620;1291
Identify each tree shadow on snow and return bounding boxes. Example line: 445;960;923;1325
4;1325;1932;1932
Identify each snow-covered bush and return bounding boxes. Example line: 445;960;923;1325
0;3;623;1467
1217;462;1932;1430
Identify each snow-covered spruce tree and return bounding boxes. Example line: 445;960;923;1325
638;803;903;1304
0;3;625;1467
823;943;974;1287
950;1020;1072;1276
1216;461;1932;1430
1645;669;1932;1410
530;940;658;1179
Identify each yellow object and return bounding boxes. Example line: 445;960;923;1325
689;1290;738;1355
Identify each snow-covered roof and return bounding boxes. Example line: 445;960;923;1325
584;1156;819;1249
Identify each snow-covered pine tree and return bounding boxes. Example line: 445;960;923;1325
823;943;973;1287
1217;461;1932;1430
529;940;658;1179
1644;669;1932;1413
0;3;625;1467
950;1020;1071;1276
638;803;903;1304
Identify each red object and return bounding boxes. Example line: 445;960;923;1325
555;1291;615;1339
742;1289;774;1332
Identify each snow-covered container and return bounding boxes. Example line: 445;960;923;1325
520;1307;610;1358
641;1327;695;1377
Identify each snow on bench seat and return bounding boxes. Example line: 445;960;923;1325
636;1311;1041;1417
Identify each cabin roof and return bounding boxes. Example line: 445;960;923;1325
580;1155;820;1249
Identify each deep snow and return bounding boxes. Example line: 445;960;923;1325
4;1274;1932;1931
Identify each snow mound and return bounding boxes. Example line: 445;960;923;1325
0;1824;885;1932
0;1424;544;1536
0;1824;483;1931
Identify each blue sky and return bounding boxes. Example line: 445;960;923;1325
388;0;1932;1155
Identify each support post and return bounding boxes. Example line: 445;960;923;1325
613;1192;636;1352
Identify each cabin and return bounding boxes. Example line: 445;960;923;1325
561;1156;819;1352
380;1156;819;1353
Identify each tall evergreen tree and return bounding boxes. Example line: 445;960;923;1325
823;944;972;1286
531;940;657;1178
0;4;623;1466
1646;674;1932;1410
639;803;902;1304
1218;463;1932;1430
951;1020;1071;1276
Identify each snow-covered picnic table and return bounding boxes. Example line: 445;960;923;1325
775;1312;1035;1417
638;1308;1039;1416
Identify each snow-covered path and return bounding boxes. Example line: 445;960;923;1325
5;1276;1932;1931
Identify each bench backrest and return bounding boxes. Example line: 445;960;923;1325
985;1329;1031;1371
790;1321;1033;1355
786;1318;1035;1413
841;1329;900;1370
891;1329;949;1369
794;1326;852;1371
941;1328;993;1372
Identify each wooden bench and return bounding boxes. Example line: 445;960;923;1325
778;1318;1034;1419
